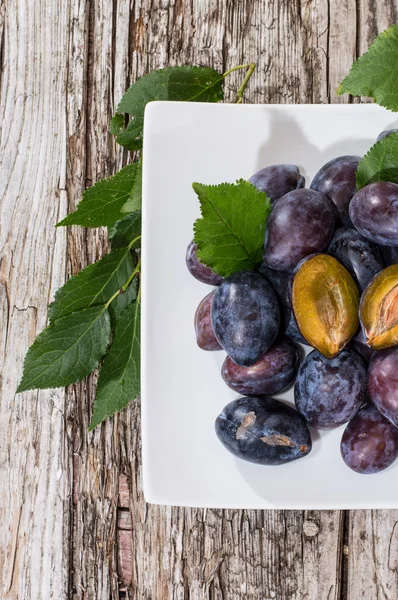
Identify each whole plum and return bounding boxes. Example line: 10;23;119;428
215;396;312;465
186;240;223;285
341;404;398;474
194;291;222;351
294;349;366;429
310;155;360;226
221;336;301;396
263;189;336;271
211;270;280;366
368;348;398;427
349;182;398;246
249;164;305;204
377;129;398;142
327;227;385;291
256;262;308;344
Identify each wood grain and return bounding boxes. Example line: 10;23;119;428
0;0;397;599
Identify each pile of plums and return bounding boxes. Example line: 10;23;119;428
187;130;398;474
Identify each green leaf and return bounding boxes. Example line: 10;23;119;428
57;163;140;228
109;211;141;250
193;180;271;277
109;113;125;135
121;159;142;213
48;249;134;322
337;25;398;111
113;66;224;150
356;132;398;189
17;306;111;392
109;278;138;327
89;301;140;430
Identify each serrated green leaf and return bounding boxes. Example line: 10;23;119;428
112;66;224;150
109;211;141;250
356;132;398;189
17;307;111;392
193;180;271;277
121;160;142;212
48;249;134;322
57;163;140;228
89;301;140;430
109;278;138;327
337;25;398;111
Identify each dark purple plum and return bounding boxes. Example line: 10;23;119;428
256;262;290;329
211;270;280;366
263;188;336;271
194;291;222;351
186;241;223;285
294;349;366;429
377;129;398;142
215;396;312;465
249;164;305;204
221;336;301;396
341;404;398;474
310;155;360;226
256;262;308;344
368;348;398;427
327;227;385;291
348;328;374;365
349;182;398;246
379;245;398;266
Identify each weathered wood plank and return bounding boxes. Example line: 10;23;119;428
0;0;69;597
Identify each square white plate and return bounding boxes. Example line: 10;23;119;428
142;101;398;509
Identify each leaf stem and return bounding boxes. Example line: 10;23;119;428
128;235;141;250
104;258;141;309
234;63;257;104
222;63;255;78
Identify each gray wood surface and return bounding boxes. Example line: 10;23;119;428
1;0;398;598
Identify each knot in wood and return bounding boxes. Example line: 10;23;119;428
303;520;319;537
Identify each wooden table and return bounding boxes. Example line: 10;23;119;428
1;0;398;598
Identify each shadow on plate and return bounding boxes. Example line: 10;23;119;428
251;108;379;185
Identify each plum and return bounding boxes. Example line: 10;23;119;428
359;264;398;350
327;227;385;291
377;129;398;142
292;254;359;358
215;396;312;465
256;262;308;344
249;164;305;204
194;291;222;351
294;349;366;429
221;336;301;395
368;347;398;427
263;188;336;271
211;270;280;366
341;404;398;474
186;240;223;285
349;182;398;246
310;155;360;225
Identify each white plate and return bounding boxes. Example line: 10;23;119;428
142;101;398;509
